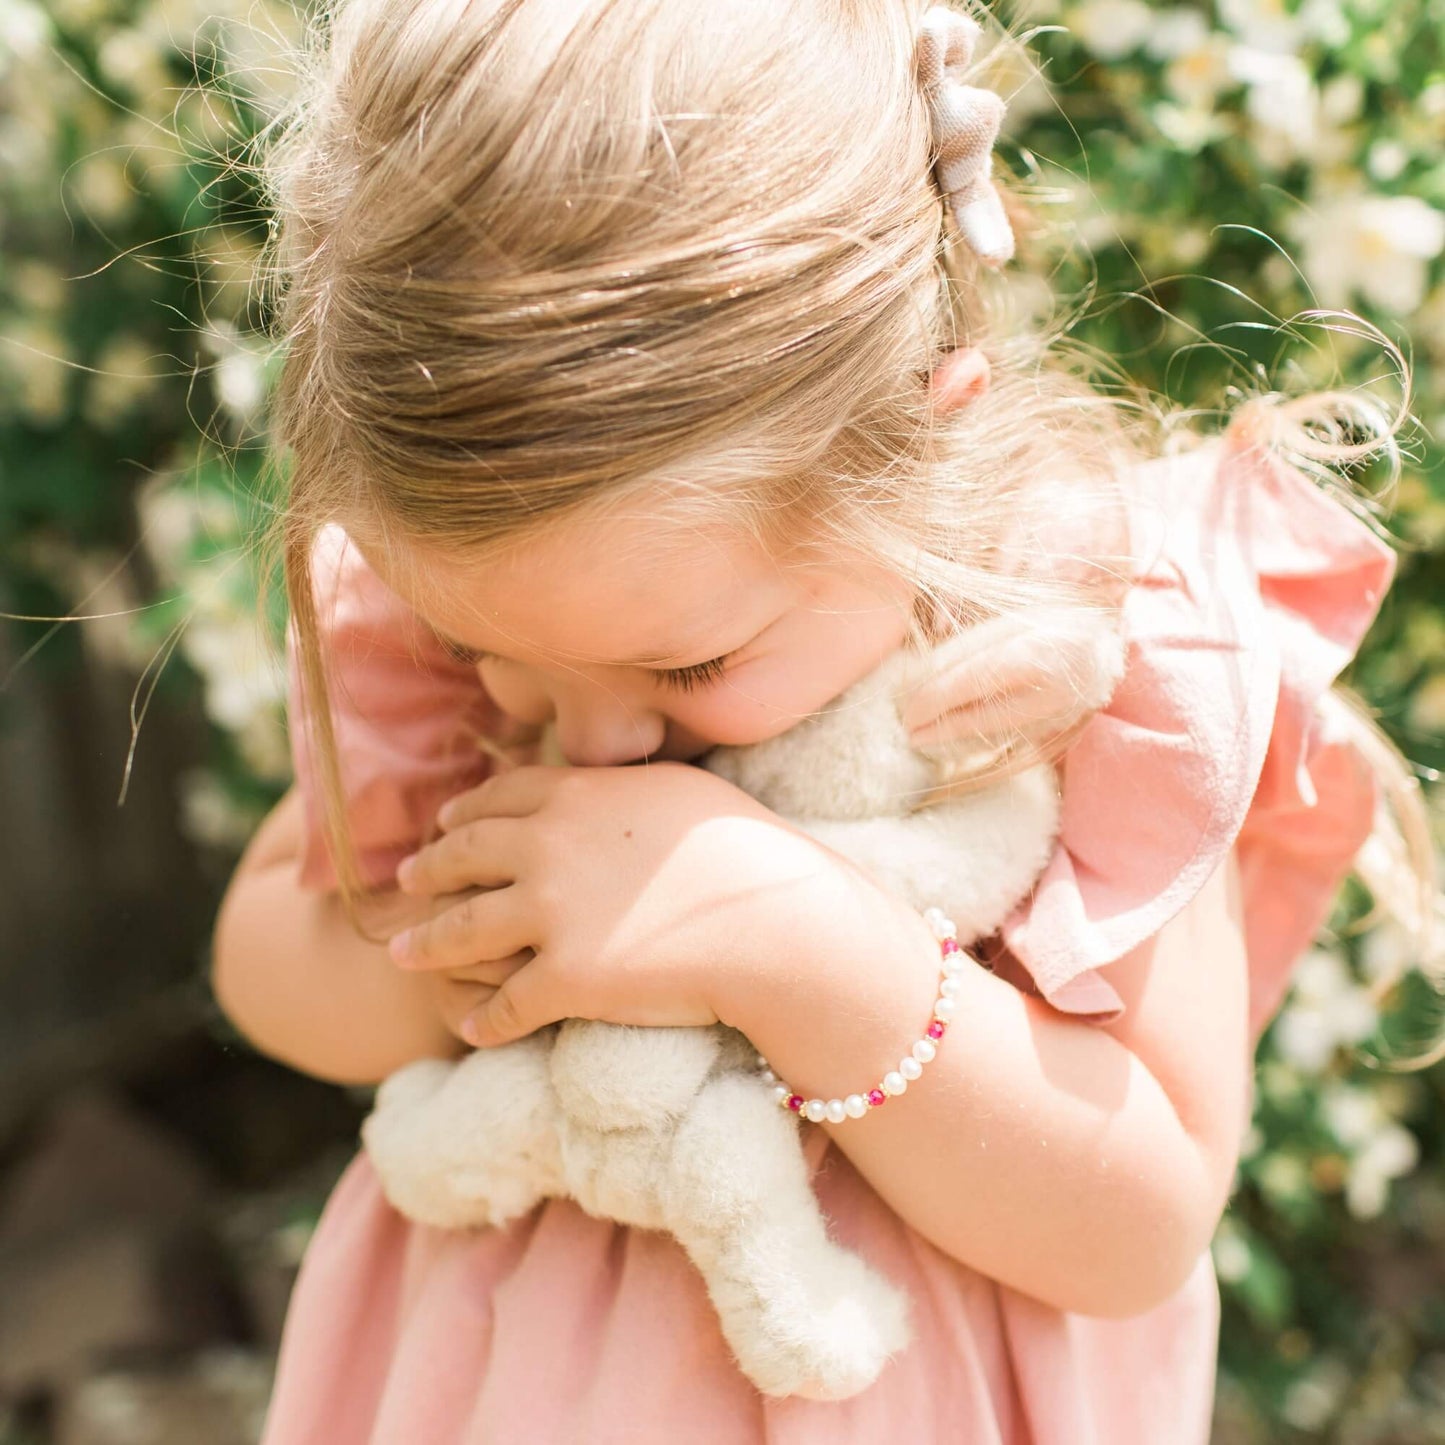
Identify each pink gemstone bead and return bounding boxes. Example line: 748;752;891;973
941;938;961;955
866;1088;886;1108
926;1021;946;1039
786;1094;804;1113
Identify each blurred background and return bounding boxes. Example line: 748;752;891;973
0;1;1442;1440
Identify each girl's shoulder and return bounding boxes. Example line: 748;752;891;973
999;413;1397;1041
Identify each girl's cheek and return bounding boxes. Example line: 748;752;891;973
681;664;841;746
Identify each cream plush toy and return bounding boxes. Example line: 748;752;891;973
361;630;1124;1400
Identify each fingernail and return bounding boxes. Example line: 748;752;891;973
437;800;459;828
395;855;416;888
388;930;413;963
460;1014;482;1047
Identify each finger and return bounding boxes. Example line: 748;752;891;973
388;886;533;971
397;816;527;894
436;766;564;830
429;977;499;1041
461;954;561;1048
440;950;535;988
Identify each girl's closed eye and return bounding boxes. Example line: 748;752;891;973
655;654;730;693
442;636;734;693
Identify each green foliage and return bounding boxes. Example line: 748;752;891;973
3;0;1444;1437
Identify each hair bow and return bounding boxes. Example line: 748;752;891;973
916;5;1015;266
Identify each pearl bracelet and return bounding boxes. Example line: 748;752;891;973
755;907;967;1124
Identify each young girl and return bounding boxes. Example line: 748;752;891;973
213;0;1437;1439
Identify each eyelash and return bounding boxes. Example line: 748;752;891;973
442;640;730;692
655;655;729;693
439;637;485;665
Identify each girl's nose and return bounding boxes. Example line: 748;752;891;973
551;688;666;767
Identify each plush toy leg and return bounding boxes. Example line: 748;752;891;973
362;1036;565;1229
662;1073;911;1400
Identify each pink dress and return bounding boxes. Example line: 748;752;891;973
262;412;1396;1444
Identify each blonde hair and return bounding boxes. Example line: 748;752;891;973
252;0;1440;1059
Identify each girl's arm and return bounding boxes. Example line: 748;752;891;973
738;847;1251;1320
212;788;469;1084
394;762;1250;1320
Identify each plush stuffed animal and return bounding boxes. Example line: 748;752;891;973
361;632;1122;1399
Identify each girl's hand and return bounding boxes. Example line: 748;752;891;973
420;963;504;1045
389;763;870;1048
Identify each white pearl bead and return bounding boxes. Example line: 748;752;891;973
929;914;958;941
756;1055;769;1069
913;1038;937;1064
825;1099;847;1124
939;976;962;999
805;1099;827;1123
844;1094;868;1118
923;906;947;931
772;1085;791;1106
760;1069;777;1085
942;955;967;976
934;995;958;1022
900;1056;923;1081
882;1071;907;1096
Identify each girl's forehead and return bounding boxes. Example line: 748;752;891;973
359;501;799;665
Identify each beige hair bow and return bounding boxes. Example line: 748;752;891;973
916;5;1015;266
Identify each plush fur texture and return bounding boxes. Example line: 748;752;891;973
362;639;1116;1399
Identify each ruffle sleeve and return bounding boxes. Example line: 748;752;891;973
998;409;1397;1036
287;524;517;892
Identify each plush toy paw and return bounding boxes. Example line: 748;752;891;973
363;1039;564;1230
709;1219;912;1400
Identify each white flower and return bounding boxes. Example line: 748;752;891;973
68;152;135;226
0;0;51;72
1;318;69;425
1366;139;1409;183
180;769;262;851
1320;1082;1380;1148
1345;1124;1419;1219
1293;193;1445;314
1067;0;1153;60
7;259;67;314
136;476;238;571
82;335;161;428
1229;47;1318;167
1143;8;1210;62
181;614;285;733
1150;101;1232;154
1257;1152;1310;1203
214;350;266;420
1272;948;1379;1072
1318;72;1364;127
1217;0;1305;55
97;27;171;95
1163;35;1234;110
1297;0;1350;49
1282;1360;1351;1433
1211;1223;1252;1284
